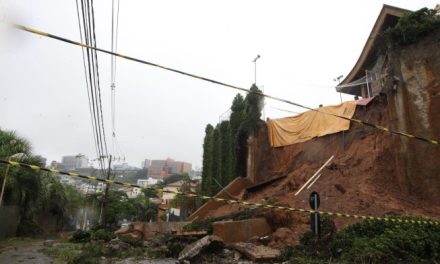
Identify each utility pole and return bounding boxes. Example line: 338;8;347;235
0;153;27;207
334;75;345;150
333;75;344;104
99;155;112;227
0;159;11;207
252;55;261;85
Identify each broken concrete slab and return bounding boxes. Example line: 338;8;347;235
175;231;208;237
108;238;131;250
213;218;271;244
178;235;224;262
188;177;253;221
115;221;190;241
229;242;280;262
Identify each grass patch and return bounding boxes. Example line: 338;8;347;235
0;237;36;250
40;241;82;264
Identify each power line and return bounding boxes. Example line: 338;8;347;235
77;0;104;172
11;24;439;146
270;106;301;115
90;0;109;158
75;0;101;170
76;0;108;176
83;0;106;173
110;0;123;159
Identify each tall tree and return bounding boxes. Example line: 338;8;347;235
243;84;263;135
230;94;246;137
229;94;246;180
200;86;263;197
211;125;222;194
219;121;233;185
201;124;214;196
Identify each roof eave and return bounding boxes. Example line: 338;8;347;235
337;5;409;88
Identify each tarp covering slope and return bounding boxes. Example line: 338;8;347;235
267;101;357;147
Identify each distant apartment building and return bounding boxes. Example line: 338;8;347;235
147;158;192;179
61;155;89;171
141;159;151;169
113;162;138;171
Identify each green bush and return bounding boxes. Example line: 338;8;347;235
90;229;116;242
69;230;91;243
182;217;215;233
16;220;43;237
389;7;440;45
68;243;102;264
331;217;440;263
281;216;440;264
67;241;146;263
119;236;144;247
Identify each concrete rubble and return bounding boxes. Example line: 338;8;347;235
212;218;271;243
109;238;131;250
229;242;281;262
114;213;291;263
115;221;190;241
178;235;224;262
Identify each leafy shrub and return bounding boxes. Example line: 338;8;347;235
90;229;116;242
146;247;169;259
67;240;146;263
331;217;440;263
69;230;91;243
41;242;82;263
68;243;102;264
16;220;43;237
389;7;440;45
280;246;327;264
182;217;215;233
119;236;143;247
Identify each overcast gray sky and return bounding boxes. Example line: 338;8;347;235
0;0;436;168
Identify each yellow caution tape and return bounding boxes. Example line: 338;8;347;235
0;159;438;226
11;23;439;146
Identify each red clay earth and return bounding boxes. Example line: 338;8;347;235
209;95;440;246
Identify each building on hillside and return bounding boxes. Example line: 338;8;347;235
118;187;142;199
79;182;105;193
59;175;79;186
161;180;197;206
61;155;89;171
335;5;408;98
137;178;160;186
158;180;198;222
147;158;192;179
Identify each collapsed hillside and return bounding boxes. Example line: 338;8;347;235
204;27;440;236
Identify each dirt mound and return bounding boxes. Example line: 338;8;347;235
269;227;297;248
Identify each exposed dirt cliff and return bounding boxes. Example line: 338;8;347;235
207;28;440;237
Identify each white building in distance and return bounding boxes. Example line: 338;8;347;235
137;178;160;186
61;155;89;171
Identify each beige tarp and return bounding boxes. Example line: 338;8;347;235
267;101;357;147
